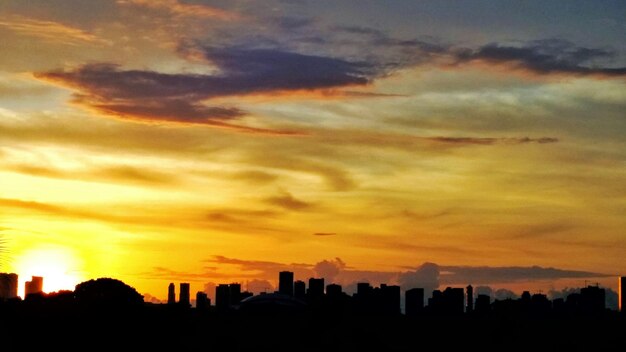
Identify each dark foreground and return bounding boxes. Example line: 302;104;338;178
1;304;624;351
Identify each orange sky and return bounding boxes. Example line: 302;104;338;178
0;0;625;301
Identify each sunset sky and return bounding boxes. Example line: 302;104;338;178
0;0;625;302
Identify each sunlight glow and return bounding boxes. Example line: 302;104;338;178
15;246;84;297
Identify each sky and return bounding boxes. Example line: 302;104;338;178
0;0;625;302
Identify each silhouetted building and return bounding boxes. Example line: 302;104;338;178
279;271;294;297
196;291;210;310
179;283;190;307
475;294;491;314
357;283;373;296
530;293;551;314
429;287;464;315
229;283;242;305
25;276;43;297
618;276;626;313
466;285;473;312
167;283;175;305
405;288;424;316
326;284;343;298
580;285;605;313
0;273;18;299
294;280;306;299
307;278;324;299
379;284;401;315
216;284;230;310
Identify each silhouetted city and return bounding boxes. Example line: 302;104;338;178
1;270;625;350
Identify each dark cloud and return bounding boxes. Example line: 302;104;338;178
313;258;346;283
37;47;373;128
456;39;626;77
397;262;440;293
264;191;313;211
439;265;610;284
313;232;337;236
425;136;559;145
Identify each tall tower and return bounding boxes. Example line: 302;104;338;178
279;271;294;296
167;283;176;305
618;276;626;314
0;273;18;299
294;280;306;299
405;288;424;316
179;283;190;307
25;276;43;296
466;285;474;313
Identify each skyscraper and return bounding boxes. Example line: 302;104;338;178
294;280;306;299
307;278;324;299
405;288;424;316
179;283;190;307
618;276;626;313
216;284;230;310
0;273;18;299
167;283;176;305
196;291;210;310
278;271;294;296
25;276;43;297
466;285;474;312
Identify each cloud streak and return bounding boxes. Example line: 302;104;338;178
0;15;109;46
455;39;626;77
117;0;240;20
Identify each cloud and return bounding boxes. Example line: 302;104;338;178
36;47;373;128
264;192;313;211
455;39;626;77
117;0;239;20
397;262;440;293
313;258;346;283
0;15;110;46
5;163;177;187
439;265;610;284
313;232;337;236
424;136;559;145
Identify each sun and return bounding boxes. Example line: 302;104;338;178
14;246;84;297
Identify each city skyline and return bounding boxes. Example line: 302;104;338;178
0;1;625;301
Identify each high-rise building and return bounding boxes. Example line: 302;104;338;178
326;284;342;297
167;283;176;305
229;283;241;305
618;276;626;313
196;291;210;310
25;276;43;297
405;288;424;316
466;285;474;312
216;284;230;310
0;273;18;299
580;285;605;313
278;271;294;296
294;280;306;299
475;294;491;313
179;283;190;307
380;284;401;315
307;278;324;299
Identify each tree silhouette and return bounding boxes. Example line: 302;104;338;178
74;278;143;308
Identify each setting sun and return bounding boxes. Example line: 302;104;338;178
14;246;83;297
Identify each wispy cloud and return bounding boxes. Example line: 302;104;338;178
117;0;240;20
0;15;109;46
264;191;313;211
4;163;177;187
